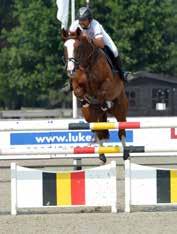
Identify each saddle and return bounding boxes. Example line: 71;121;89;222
103;46;127;82
104;53;115;71
102;47;117;73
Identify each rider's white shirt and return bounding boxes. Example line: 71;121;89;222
70;19;118;57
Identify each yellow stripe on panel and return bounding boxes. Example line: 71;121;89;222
92;122;116;130
170;170;177;203
56;172;71;205
98;146;121;154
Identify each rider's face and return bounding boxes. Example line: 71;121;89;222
79;19;90;29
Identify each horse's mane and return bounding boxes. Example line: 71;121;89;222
75;36;102;69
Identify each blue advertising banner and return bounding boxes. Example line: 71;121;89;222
10;130;133;145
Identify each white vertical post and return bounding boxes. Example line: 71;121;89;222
71;0;81;170
73;158;82;170
125;158;131;212
111;161;117;213
86;0;90;7
71;0;77;119
11;162;17;215
71;0;75;23
72;94;77;118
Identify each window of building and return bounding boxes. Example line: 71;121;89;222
126;90;137;107
151;88;170;110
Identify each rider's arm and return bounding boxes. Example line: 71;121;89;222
92;36;104;48
92;21;105;48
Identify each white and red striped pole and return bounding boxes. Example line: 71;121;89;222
2;145;177;156
0;121;177;131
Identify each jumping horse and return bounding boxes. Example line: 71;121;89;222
62;28;128;163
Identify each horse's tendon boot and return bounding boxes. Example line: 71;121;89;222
106;101;113;109
101;101;113;111
80;99;90;107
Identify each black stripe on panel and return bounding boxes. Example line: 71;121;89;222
43;172;56;206
124;146;145;153
157;170;170;203
69;123;90;130
132;146;145;153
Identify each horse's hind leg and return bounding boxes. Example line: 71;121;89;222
111;92;128;157
81;104;109;164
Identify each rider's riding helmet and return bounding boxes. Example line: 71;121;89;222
77;7;92;21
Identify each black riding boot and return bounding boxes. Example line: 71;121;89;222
114;56;126;83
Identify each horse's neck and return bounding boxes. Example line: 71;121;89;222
77;42;111;82
77;43;92;64
88;49;110;75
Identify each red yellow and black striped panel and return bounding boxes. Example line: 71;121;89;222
157;169;177;203
42;171;85;206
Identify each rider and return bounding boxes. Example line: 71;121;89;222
62;6;126;92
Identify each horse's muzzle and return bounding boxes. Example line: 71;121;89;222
67;70;76;77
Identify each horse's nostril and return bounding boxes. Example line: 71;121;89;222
68;70;75;77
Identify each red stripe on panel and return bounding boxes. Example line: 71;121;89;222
74;147;95;154
119;122;140;129
171;128;177;139
71;171;85;205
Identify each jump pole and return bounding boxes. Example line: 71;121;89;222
1;145;177;156
0;146;123;155
0;121;177;131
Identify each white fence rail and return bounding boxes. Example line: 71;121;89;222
11;161;117;215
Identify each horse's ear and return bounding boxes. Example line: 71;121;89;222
76;27;82;38
61;28;68;41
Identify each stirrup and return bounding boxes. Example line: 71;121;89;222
124;72;133;82
61;81;71;92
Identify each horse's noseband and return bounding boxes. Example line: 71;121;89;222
64;57;80;70
68;57;79;64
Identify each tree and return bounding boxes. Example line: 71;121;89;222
0;0;176;109
77;0;177;75
0;0;66;108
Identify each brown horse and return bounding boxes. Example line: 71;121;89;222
62;28;128;163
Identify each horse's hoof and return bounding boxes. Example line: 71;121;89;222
123;148;130;160
99;154;107;164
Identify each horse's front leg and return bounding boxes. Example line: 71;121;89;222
81;104;109;164
71;69;88;100
72;84;85;100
